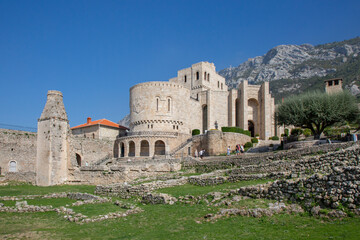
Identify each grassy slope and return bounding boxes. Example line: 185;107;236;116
0;182;360;239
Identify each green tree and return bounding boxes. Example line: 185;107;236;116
276;91;359;139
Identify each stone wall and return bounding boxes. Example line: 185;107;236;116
70;137;113;166
0;129;36;176
183;142;356;173
236;166;360;210
191;130;251;156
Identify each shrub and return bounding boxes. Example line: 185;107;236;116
284;128;289;137
271;136;279;140
291;128;303;136
244;142;253;148
192;129;200;136
221;127;251;136
303;128;312;137
251;138;258;143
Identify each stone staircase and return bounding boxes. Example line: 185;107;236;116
170;138;193;157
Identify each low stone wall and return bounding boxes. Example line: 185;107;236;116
182;142;356;173
236;166;360;209
187;172;289;186
95;177;188;198
69;159;182;185
191;130;251;156
4;172;36;184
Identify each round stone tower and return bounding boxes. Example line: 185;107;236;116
36;90;69;186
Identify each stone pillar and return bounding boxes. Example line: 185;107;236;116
36;90;69;186
135;139;141;157
149;139;155;157
228;89;237;126
239;81;248;130
260;82;271;140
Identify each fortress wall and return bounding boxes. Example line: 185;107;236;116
99;126;120;140
0;129;37;176
191;130;251;156
208;90;228;130
130;82;192;134
69;136;113;167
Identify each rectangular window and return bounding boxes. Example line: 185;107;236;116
334;80;339;85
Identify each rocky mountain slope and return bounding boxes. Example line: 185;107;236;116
219;37;360;102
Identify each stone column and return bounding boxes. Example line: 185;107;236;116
261;82;271;140
36;90;69;186
135;139;141;157
239;81;248;130
149;139;155;157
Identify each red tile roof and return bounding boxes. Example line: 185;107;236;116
71;118;128;130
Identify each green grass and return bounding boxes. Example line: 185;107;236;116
71;202;126;217
1;182;360;239
0;182;95;196
0;197;77;207
157;179;272;197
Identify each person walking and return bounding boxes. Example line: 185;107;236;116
227;146;231;156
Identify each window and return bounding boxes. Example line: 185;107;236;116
156;98;159;111
168;98;171;112
328;81;333;86
334;80;339;85
204;72;207;80
221;83;223;90
173;125;175;129
9;161;16;172
184;75;187;83
196;71;199;80
218;81;220;88
207;73;210;81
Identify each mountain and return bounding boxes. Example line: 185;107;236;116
218;37;360;102
118;114;130;128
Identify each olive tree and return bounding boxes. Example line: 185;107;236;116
276;91;359;139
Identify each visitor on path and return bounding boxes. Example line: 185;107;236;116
236;144;240;155
240;144;244;154
227;146;231;156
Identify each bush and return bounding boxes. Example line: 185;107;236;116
192;129;200;136
244;142;253;148
221;127;251;136
271;136;279;140
303;128;312;137
291;128;303;136
284;128;289;137
251;138;258;143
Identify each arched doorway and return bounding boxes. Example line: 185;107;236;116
154;140;166;155
140;140;150;156
120;142;125;157
128;141;135;157
76;153;82;166
248;98;259;137
235;98;240;127
202;105;208;134
113;142;119;158
248;121;255;137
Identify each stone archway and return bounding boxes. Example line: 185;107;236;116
202;105;208;134
128;141;135;157
248;98;259;137
248;120;255;137
140;140;150;156
120;142;125;157
154;140;166;155
75;153;82;166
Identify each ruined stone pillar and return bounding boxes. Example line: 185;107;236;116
36;90;69;186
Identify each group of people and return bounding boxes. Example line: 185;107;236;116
194;149;206;159
227;144;244;156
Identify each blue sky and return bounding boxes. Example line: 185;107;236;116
0;0;359;130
